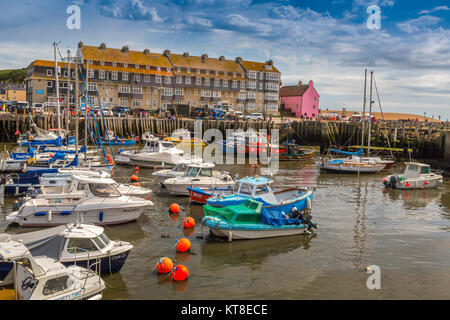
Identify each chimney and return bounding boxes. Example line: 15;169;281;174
266;60;273;66
201;54;208;62
235;57;243;63
99;43;106;50
78;41;84;49
121;46;129;53
183;52;189;57
143;49;150;55
219;56;225;62
298;80;303;87
163;49;171;57
309;80;313;87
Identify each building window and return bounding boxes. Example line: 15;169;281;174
193;100;197;106
133;99;141;107
259;72;263;80
313;97;316;102
110;85;114;91
196;77;201;85
88;70;94;79
154;88;158;94
132;86;142;94
197;69;200;74
146;65;150;70
187;68;191;73
122;73;128;81
259;83;263;90
204;78;210;86
176;75;182;84
120;98;128;107
146;87;151;93
177;67;181;72
47;81;53;88
123;63;128;68
155;75;161;83
146;99;151;106
163;88;173;96
194;90;198;95
112;71;118;80
232;81;237;88
205;70;210;75
222;79;228;87
185;77;191;85
88;82;97;91
144;75;150;83
134;74;140;82
135;64;140;69
112;62;117;67
214;79;220;87
259;92;263;99
157;66;161;71
102;83;106;90
215;71;219;76
99;70;105;79
240;81;245;89
153;99;157;107
100;61;105;66
165;76;171;84
175;87;183;95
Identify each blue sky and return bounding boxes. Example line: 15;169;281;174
0;0;449;119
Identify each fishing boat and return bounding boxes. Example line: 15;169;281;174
1;223;133;274
102;130;137;146
382;162;443;190
317;148;386;174
116;134;184;166
202;199;317;241
6;174;153;227
0;240;104;300
18;126;76;147
277;143;315;161
206;176;313;215
162;163;234;196
151;156;204;183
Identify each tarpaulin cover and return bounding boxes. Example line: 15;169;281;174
327;159;344;164
6;226;67;260
20;136;63;147
329;147;363;156
260;207;302;226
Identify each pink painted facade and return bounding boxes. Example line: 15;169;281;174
280;80;319;119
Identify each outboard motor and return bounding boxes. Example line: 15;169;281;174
0;175;6;185
385;174;399;188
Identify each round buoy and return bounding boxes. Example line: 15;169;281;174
132;182;141;187
405;182;411;187
135;167;139;171
183;217;195;228
130;175;139;182
156;257;173;274
382;177;386;183
169;203;180;214
424;181;429;185
106;154;111;158
172;264;189;281
176;238;191;252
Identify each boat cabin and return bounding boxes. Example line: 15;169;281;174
233;176;274;199
402;162;432;178
184;163;215;178
143;138;177;153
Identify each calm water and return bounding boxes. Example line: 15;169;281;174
0;147;449;300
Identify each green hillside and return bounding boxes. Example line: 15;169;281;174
0;69;27;83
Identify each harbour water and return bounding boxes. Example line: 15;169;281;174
0;151;448;299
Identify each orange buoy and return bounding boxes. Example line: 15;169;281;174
135;167;139;171
382;177;386;183
169;203;180;214
132;182;141;187
130;175;139;182
156;257;173;274
172;264;189;281
176;238;191;252
183;217;195;228
106;154;111;158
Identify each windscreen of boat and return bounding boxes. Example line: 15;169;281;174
239;183;252;195
421;166;431;174
255;184;271;195
161;142;174;149
199;168;212;177
89;183;121;197
91;236;107;250
66;238;99;253
185;166;200;177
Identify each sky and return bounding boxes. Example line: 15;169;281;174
0;0;449;119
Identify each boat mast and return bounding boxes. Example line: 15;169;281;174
361;69;367;151
368;70;374;156
54;42;62;137
85;62;89;146
66;50;71;136
75;53;79;157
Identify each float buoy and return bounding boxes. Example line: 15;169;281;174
169;203;180;214
183;217;195;228
405;182;411;187
176;238;191;252
130;175;139;182
172;265;189;281
132;182;141;187
382;177;386;183
156;257;173;274
424;181;429;185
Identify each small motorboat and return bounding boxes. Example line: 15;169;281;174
152;156;204;184
101;130;137;146
162;163;234;196
6;174;153;227
1;223;133;274
206;176;313;215
187;186;235;204
382;162;443;190
0;239;105;300
18;126;76;147
277;143;315;161
164;129;207;147
202;199;317;241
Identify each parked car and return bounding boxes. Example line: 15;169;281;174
112;106;132;117
249;112;264;120
31;103;44;114
233;111;244;119
133;108;148;117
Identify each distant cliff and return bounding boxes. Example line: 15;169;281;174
0;69;27;84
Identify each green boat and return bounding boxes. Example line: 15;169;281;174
202;199;316;241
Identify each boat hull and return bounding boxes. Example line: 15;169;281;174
319;162;384;173
61;249;131;274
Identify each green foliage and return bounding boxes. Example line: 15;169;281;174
0;69;27;83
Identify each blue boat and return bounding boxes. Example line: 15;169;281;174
202;199;317;241
206;176;313;215
19;135;76;147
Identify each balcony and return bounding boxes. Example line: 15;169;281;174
118;92;143;99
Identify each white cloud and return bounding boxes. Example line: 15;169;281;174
419;5;450;15
396;15;441;33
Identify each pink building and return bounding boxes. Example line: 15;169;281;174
279;80;319;119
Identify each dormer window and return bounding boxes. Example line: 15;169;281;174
146;65;150;70
100;61;105;66
215;71;219;76
233;72;236;77
224;72;228;76
135;64;140;69
88;60;93;65
187;68;191;73
112;62;117;67
124;63;128;68
197;69;200;74
157;66;161;71
177;67;181;72
206;70;210;75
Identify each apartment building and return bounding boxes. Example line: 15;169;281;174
25;42;281;115
0;83;26;101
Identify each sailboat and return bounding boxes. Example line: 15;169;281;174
318;69;393;173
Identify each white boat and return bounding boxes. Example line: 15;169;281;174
382;162;443;190
0;240;105;300
317;155;385;173
116;133;184;166
162;163;235;196
6;174;153;227
151;156;204;184
1;223;133;274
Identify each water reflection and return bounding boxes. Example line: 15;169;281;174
382;188;442;210
352;180;368;270
102;272;131;300
200;233;315;268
